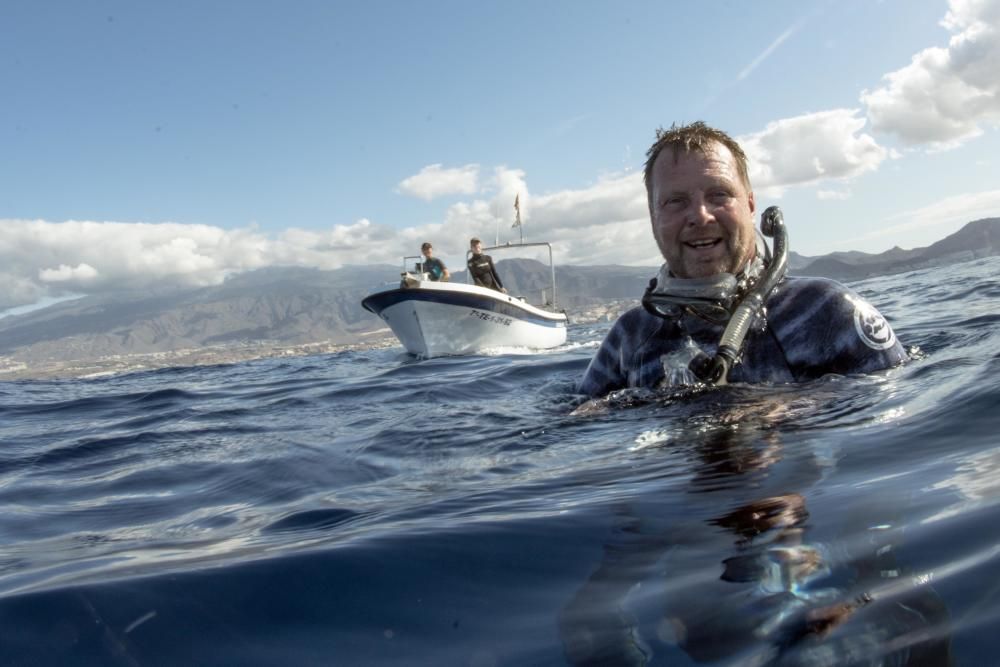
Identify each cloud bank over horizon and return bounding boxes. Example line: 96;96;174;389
5;180;1000;312
2;0;999;312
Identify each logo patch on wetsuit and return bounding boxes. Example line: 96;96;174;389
851;298;896;350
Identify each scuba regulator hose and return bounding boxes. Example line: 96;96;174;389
696;206;788;385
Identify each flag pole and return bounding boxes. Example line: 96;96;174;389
513;193;523;244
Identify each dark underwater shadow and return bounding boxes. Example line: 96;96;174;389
557;397;954;666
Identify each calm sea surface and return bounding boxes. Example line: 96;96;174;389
2;257;1000;665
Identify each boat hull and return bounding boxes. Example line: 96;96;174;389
362;281;567;357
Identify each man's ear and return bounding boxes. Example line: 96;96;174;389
748;190;756;216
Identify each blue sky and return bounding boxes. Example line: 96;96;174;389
2;0;999;310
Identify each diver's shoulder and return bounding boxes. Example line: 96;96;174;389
778;274;850;292
770;275;855;302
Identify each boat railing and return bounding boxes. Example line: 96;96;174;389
402;255;423;274
399;255;433;285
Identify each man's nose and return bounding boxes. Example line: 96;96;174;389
686;195;714;225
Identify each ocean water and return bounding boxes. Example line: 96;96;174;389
1;257;999;666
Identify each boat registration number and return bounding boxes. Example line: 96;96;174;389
470;309;512;326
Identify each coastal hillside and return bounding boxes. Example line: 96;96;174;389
793;217;1000;281
0;261;655;376
1;218;997;378
0;266;397;370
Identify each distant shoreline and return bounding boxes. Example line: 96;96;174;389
0;301;640;382
0;337;400;382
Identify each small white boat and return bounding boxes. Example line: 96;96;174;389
361;242;568;358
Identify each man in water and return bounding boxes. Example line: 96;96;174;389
579;122;907;396
418;242;450;281
467;237;507;293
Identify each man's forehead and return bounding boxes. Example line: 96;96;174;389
654;146;740;182
660;142;732;166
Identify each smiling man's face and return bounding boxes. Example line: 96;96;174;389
649;141;756;278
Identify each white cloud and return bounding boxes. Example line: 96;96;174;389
39;263;99;283
5;176;998;312
522;173;654;266
487;166;529;224
0;170;657;310
0;218;406;310
530;173;646;231
885;187;1000;227
861;0;1000;148
842;188;1000;247
548;219;660;267
739;109;889;195
421;170;654;266
396;163;479;200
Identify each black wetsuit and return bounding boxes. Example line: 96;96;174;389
579;276;906;396
467;253;504;291
419;257;448;281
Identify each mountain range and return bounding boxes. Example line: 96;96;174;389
1;217;997;379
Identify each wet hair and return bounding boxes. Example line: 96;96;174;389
643;121;751;213
470;237;481;246
421;242;432;251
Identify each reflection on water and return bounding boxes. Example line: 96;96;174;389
560;405;954;665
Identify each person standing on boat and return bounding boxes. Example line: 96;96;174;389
578;121;907;397
467;238;507;293
419;242;450;281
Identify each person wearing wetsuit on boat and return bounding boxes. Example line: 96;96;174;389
418;242;450;281
579;122;907;397
467;238;507;293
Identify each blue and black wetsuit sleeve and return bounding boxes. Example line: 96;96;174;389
578;322;627;396
577;308;665;396
770;278;907;380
